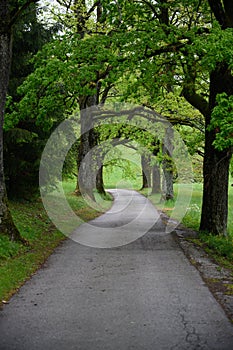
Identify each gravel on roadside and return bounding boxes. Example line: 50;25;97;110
160;211;233;323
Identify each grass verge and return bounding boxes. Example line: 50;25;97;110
0;180;112;306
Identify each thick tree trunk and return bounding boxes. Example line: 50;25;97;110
77;95;98;200
152;163;161;194
200;136;231;235
77;111;96;200
95;144;106;196
96;164;106;196
200;63;233;235
141;154;151;189
0;7;22;240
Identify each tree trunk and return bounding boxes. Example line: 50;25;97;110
200;63;233;235
200;137;231;235
162;163;174;200
74;1;109;198
141;154;151;189
96;164;106;196
94;142;106;196
161;127;174;200
77;97;97;200
152;163;161;194
0;4;22;241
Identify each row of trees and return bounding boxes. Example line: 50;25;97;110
0;0;233;240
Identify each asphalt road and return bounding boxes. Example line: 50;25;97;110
1;189;233;350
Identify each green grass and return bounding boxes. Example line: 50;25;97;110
0;180;112;305
145;182;233;236
62;180;112;218
140;183;201;229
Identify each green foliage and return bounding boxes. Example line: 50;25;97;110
198;27;233;72
183;203;201;231
3;2;58;199
209;93;233;151
12;31;121;130
3;0;233;236
97;123;159;154
177;125;204;156
4;128;43;199
9;3;55;94
104;161;142;190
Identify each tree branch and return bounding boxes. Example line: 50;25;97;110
182;88;209;118
137;0;160;18
86;1;101;18
100;84;114;104
196;149;204;157
9;0;39;27
181;59;209;118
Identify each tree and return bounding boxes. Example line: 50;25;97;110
0;0;39;240
101;0;233;235
15;0;131;200
4;3;56;199
11;0;232;236
194;1;233;235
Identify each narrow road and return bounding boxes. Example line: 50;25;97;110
1;190;233;350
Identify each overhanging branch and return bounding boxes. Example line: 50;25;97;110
10;0;39;27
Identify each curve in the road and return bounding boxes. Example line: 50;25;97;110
70;189;160;248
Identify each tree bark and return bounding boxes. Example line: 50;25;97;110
200;63;233;235
96;164;106;196
161;127;174;200
141;154;151;189
152;163;161;194
162;161;174;200
77;95;98;200
200;137;231;235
